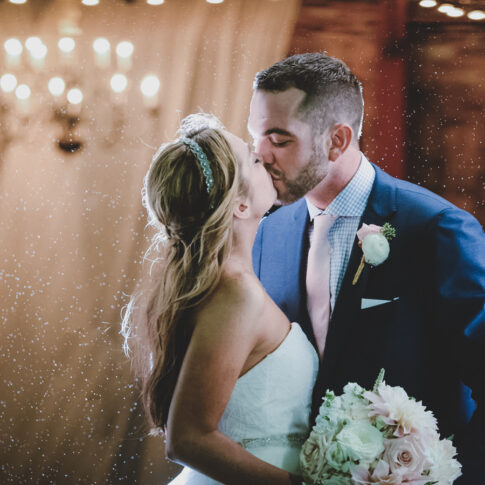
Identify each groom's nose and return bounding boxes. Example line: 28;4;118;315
254;138;274;166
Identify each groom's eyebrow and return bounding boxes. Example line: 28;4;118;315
264;128;293;137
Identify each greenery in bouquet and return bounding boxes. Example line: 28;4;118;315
300;371;462;485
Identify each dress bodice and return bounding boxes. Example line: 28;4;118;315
167;322;318;484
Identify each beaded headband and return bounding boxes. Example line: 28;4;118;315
179;136;214;194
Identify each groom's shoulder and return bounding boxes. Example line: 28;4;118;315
375;165;468;218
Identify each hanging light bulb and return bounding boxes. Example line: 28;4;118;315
418;0;437;7
116;41;134;70
0;74;17;93
67;88;83;105
446;7;464;17
30;43;47;60
4;38;23;56
140;75;160;109
437;3;455;14
58;37;75;54
25;37;42;52
110;74;128;93
16;84;31;100
4;39;23;67
467;10;485;20
48;77;66;97
116;41;134;59
140;75;160;97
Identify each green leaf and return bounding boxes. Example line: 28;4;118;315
373;368;385;392
381;222;396;241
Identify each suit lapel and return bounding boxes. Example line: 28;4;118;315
314;165;398;404
285;202;313;339
260;199;313;339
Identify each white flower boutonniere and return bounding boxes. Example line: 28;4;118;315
352;223;396;285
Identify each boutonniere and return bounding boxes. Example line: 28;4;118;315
352;222;396;285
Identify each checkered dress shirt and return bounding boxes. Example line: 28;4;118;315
306;155;375;311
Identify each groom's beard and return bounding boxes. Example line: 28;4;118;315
275;146;330;205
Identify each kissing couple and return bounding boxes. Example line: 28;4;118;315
122;53;485;484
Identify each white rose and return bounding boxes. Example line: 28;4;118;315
362;233;390;266
324;475;353;485
426;438;462;484
336;421;384;465
300;431;329;484
325;442;352;473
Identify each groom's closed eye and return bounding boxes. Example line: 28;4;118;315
269;135;292;147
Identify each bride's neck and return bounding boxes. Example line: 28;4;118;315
226;218;258;273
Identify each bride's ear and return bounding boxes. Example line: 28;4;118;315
233;197;251;220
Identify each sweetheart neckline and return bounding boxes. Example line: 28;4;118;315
237;322;304;381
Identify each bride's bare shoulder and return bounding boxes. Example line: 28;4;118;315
194;268;265;330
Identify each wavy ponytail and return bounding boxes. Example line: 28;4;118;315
121;114;248;432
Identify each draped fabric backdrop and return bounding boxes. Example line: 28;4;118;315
0;0;301;483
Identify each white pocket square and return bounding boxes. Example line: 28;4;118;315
361;297;399;309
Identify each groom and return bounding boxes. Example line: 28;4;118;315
249;53;484;482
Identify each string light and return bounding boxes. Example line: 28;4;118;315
146;0;164;4
82;0;99;5
206;0;224;4
9;0;28;4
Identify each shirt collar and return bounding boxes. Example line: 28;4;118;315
306;154;375;220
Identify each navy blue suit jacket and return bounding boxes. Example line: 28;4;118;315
252;165;485;483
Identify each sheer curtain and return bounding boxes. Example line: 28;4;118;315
0;0;300;483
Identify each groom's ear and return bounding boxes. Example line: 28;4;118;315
328;124;353;161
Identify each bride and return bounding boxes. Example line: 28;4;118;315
122;114;318;484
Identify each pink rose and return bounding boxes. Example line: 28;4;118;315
357;223;382;241
383;435;431;481
352;460;404;484
352;458;430;485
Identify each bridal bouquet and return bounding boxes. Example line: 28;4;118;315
300;370;462;485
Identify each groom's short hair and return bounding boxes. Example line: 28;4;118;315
253;52;364;141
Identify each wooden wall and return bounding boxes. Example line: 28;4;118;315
290;0;485;224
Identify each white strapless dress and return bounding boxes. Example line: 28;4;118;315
167;322;319;484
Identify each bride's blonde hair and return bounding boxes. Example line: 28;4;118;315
121;114;248;432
